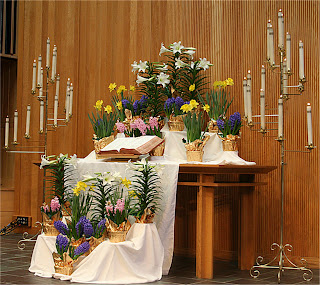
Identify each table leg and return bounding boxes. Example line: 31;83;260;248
196;174;214;279
239;174;256;270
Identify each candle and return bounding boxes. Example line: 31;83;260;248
39;101;44;133
278;9;284;49
5;116;9;148
69;83;73;117
46;38;50;68
40;67;44;88
307;103;313;145
13;110;18;143
247;70;252;123
299;41;305;80
51;45;57;81
65;89;70;122
53;45;57;75
267;20;272;61
283;59;288;95
54;95;58;127
286;33;291;72
55;74;60;100
269;25;275;65
39;87;43;99
243;77;248;118
278;97;283;138
37;55;42;87
65;78;71;110
260;89;265;130
32;60;37;92
261;65;266;93
25;105;31;137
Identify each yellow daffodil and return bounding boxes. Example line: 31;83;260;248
109;83;117;92
76;181;88;191
225;78;234;86
181;104;192;113
128;190;138;198
122;177;131;188
213;80;227;90
73;187;81;196
116;101;123;110
189;99;199;109
104;105;113;114
89;185;95;191
189;84;195;91
116;85;127;95
94;100;103;111
130;85;135;92
203;104;210;113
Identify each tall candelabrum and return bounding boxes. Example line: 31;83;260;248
243;10;315;283
4;37;74;157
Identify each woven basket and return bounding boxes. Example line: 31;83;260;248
93;135;114;153
54;265;73;276
186;150;203;162
108;231;128;243
208;120;219;133
168;115;185;131
42;212;60;236
149;141;165;156
222;140;239;151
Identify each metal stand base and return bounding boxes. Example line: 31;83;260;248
250;243;313;283
17;222;42;250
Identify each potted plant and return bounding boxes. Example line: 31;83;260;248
217;112;242;151
40;196;61;236
164;96;187;131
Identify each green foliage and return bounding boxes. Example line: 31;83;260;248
88;110;117;140
182;111;206;143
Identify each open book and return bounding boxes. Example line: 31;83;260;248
99;136;164;155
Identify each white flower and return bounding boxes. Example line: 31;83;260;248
136;74;150;86
102;172;115;185
82;172;95;182
170;41;184;54
153;163;164;176
156;63;168;72
189;61;200;70
159;43;170;56
65;154;78;168
156;72;170;88
112;172;123;183
138;60;148;73
198;58;212;71
40;155;51;169
131;61;140;73
175;58;187;69
184;49;196;58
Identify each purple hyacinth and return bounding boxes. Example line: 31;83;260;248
97;219;106;232
228;112;241;130
54;220;69;236
133;100;139;113
83;222;94;238
76;216;89;236
139;95;148;109
174;96;185;109
217;118;225;131
74;241;90;257
122;99;130;109
164;97;175;111
56;234;69;252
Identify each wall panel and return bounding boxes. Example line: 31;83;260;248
11;0;319;267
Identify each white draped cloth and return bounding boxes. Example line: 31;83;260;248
29;223;164;284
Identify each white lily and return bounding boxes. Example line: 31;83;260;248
136;74;150;86
40;155;56;169
82;172;95;182
65;154;78;168
198;58;212;71
112;172;123;183
156;72;170;88
126;160;139;171
175;58;187;69
170;41;184;54
189;61;200;70
156;63;168;72
138;60;148;73
102;172;115;185
184;49;196;58
159;43;171;56
131;61;140;73
153;163;165;176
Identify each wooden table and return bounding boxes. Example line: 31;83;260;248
178;164;277;279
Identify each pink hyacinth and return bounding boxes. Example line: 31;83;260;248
50;197;60;212
135;118;147;136
148;117;158;130
105;204;113;216
116;122;127;133
130;121;137;130
115;198;125;213
42;204;49;213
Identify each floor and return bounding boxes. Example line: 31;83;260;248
0;233;319;285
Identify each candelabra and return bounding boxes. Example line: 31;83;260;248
243;10;315;284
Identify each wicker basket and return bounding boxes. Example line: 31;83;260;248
149;141;165;156
108;231;128;243
168;115;185;131
54;265;73;276
93;135;114;153
222;139;239;151
186;150;203;162
42;212;60;236
208;120;219;133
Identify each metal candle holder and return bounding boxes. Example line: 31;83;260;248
246;11;315;284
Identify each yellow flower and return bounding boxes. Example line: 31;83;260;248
189;84;195;91
225;78;234;86
76;181;88;191
128;190;138;198
116;101;123;110
73;187;80;196
130;85;135;92
109;83;117;92
116;85;127;95
189;99;199;109
203;104;210;113
89;185;95;191
181;104;192;113
122;177;131;188
94;100;103;111
104;105;113;114
213;80;227;90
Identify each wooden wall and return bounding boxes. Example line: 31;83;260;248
12;0;319;267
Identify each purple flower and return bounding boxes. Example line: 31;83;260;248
133;100;139;113
164;97;175;112
56;234;69;252
83;222;94;238
122;99;130;109
175;96;185;109
217;119;225;131
97;219;106;232
54;220;69;236
74;241;90;256
228;112;241;130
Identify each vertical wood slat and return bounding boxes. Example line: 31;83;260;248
2;0;6;53
10;0;14;54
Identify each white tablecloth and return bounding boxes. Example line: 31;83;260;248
29;223;164;284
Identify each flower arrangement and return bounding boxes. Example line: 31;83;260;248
41;197;61;219
128;159;162;222
105;192;131;227
163;96;186;118
217;112;242;138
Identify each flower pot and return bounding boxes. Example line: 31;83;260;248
149;141;165;156
52;252;76;276
108;231;128;243
93;134;114;154
86;236;104;255
135;208;155;223
168;115;185;131
186;150;203;162
184;136;210;162
42;212;60;236
54;265;74;276
220;135;240;151
208;119;219;133
105;219;131;243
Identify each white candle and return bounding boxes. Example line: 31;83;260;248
65;78;71;110
247;71;252;123
306;103;313;145
54;95;58;127
243;77;248;118
25;105;31;137
5;116;9;147
261;65;266;93
39;101;44;133
69;83;73;117
32;60;37;91
37;55;42;87
39;87;43;99
299;41;305;80
65;89;70;122
13;110;18;142
283;59;288;95
278;97;283;138
267;20;272;61
286;33;291;72
40;67;44;88
260;89;265;130
55;74;60;100
278;9;284;49
46;38;50;68
269;25;275;65
51;45;57;81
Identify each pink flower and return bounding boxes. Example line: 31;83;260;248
130;122;137;130
116;122;127;133
115;198;125;213
50;197;60;212
149;117;158;130
41;204;49;213
135;118;147;136
105;204;113;216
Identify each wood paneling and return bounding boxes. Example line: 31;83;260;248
11;0;319;267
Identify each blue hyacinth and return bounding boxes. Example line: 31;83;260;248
122;99;130;109
54;220;70;236
229;112;241;130
174;96;185;109
83;222;94;238
56;234;69;252
74;241;90;257
95;219;106;236
217;118;225;131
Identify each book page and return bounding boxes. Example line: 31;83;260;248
101;136;158;152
